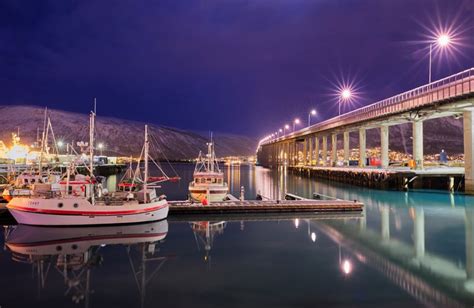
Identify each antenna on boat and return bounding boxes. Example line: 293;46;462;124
144;125;149;203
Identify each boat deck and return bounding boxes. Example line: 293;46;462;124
168;199;363;215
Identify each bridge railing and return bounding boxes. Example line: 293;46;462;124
264;68;474;145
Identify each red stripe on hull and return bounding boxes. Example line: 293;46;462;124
7;204;168;216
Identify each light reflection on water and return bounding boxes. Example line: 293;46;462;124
1;163;474;307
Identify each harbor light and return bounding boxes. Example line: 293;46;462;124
57;141;64;147
311;232;316;242
294;218;299;228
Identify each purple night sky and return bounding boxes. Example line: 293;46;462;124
1;0;473;136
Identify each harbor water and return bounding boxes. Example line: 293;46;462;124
1;163;474;307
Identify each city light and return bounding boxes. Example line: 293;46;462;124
294;218;299;228
57;141;64;147
311;232;316;242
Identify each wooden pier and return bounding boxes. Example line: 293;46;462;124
169;199;363;215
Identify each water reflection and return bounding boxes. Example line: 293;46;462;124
190;220;226;266
5;221;168;308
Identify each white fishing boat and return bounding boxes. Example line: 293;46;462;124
188;140;228;203
7;111;169;226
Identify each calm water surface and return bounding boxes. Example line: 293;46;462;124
1;163;474;307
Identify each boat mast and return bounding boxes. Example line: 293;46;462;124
89;100;96;204
144;125;149;203
39;107;48;171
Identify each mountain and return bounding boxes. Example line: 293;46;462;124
0;105;258;159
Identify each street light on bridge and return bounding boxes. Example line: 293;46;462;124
429;33;451;83
293;118;300;132
339;88;352;116
284;124;290;135
308;109;317;126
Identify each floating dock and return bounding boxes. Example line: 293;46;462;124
169;199;363;215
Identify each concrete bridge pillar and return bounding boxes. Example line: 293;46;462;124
343;131;350;165
359;128;366;167
413;121;424;169
331;133;338;166
464;110;474;194
381;125;389;168
308;137;313;166
322;136;328;166
414;207;425;259
314;137;320;166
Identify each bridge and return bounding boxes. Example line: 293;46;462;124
256;68;474;193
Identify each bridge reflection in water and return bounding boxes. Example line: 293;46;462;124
252;165;474;306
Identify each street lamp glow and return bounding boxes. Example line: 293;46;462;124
428;33;452;83
285;124;290;129
308;109;317;126
98;143;104;149
293;118;300;131
279;128;283;133
57;141;64;147
437;34;450;47
341;89;352;100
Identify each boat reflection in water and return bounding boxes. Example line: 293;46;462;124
5;221;169;308
190;220;226;265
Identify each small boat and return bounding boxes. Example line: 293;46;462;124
188;140;228;203
7;112;169;226
2;169;61;201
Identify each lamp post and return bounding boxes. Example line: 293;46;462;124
308;109;317;126
429;34;451;83
278;128;283;138
339;89;352;116
293;118;300;131
284;124;290;135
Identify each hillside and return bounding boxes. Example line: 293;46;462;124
0;106;257;159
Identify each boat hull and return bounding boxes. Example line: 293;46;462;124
189;186;228;202
7;197;169;226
